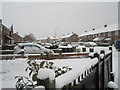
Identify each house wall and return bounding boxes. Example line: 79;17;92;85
80;30;120;44
24;36;34;42
65;34;79;42
1;24;13;45
12;33;23;42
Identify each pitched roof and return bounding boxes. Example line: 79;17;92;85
79;23;118;37
60;33;78;39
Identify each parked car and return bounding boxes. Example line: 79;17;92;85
115;40;120;51
14;43;54;54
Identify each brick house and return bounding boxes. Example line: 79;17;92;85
0;20;13;45
79;24;120;44
40;37;58;43
12;32;24;43
24;35;35;42
60;33;79;42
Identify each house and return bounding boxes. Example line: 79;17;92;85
12;32;24;43
24;34;36;42
0;20;13;46
60;32;79;42
40;37;58;43
79;24;120;44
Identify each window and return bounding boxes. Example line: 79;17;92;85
115;31;119;36
108;32;111;37
103;33;105;36
99;33;101;37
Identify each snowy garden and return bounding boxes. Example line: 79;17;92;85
0;46;118;90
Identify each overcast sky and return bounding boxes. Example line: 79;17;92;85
2;2;118;39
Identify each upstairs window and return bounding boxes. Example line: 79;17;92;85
103;33;105;36
108;32;111;37
115;31;119;36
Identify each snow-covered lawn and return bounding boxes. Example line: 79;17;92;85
1;59;29;88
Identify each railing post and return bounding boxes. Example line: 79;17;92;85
100;50;105;89
59;52;62;59
93;53;101;90
109;47;112;73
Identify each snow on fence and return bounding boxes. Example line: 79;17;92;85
37;48;113;90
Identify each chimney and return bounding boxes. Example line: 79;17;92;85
93;28;95;30
104;24;107;28
11;24;14;33
16;32;18;34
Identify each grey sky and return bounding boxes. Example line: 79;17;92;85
2;2;118;39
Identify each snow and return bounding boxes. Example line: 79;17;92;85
93;37;105;41
89;53;94;57
55;58;98;88
59;44;73;48
1;57;98;88
60;33;75;39
32;86;45;90
104;38;111;41
88;42;97;46
37;68;55;81
79;23;118;37
112;46;119;89
100;54;105;59
1;59;29;88
107;81;118;88
1;46;118;89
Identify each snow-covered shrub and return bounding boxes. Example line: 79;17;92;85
15;76;36;90
37;68;55;81
55;66;72;77
25;60;45;81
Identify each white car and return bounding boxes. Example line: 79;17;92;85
14;43;54;54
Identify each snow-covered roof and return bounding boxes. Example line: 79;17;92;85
79;23;119;37
60;33;77;39
39;36;58;40
39;37;48;40
104;38;111;41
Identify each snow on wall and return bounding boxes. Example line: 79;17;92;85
55;58;98;88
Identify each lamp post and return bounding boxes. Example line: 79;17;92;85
55;27;59;44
